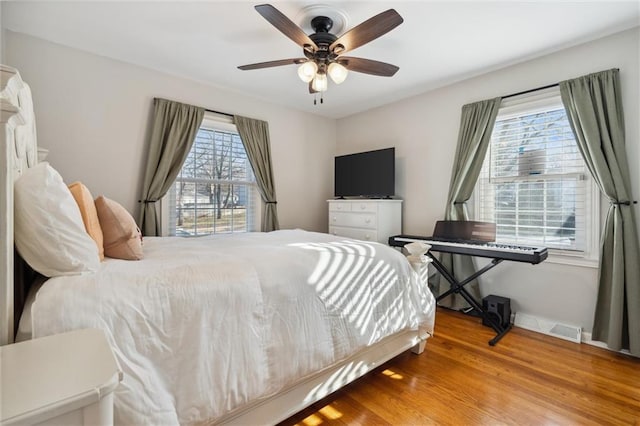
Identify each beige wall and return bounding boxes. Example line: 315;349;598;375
0;4;6;63
337;28;640;333
5;31;337;232
5;25;640;335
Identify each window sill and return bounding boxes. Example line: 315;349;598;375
545;250;599;268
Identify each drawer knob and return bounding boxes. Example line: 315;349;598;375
365;218;371;224
360;205;366;210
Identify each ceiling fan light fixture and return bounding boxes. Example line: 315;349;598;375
239;4;404;103
328;62;348;84
297;61;318;83
312;72;328;92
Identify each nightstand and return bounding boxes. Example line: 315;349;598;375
1;329;122;425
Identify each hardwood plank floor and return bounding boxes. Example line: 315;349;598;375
279;308;640;425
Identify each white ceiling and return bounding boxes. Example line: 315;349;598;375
2;1;639;119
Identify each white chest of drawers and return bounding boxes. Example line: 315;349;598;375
328;199;402;244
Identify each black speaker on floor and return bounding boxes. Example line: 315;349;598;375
482;295;511;329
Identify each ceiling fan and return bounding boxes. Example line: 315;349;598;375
238;4;403;101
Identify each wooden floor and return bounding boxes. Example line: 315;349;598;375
279;308;640;425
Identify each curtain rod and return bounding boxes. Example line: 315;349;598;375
502;83;559;100
502;68;621;100
205;108;234;118
156;97;235;118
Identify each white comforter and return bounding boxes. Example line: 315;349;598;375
29;230;435;424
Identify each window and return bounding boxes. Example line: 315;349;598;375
474;88;598;262
167;116;257;236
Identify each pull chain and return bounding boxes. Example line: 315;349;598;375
312;93;325;105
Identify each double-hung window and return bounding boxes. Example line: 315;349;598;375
167;115;258;236
474;87;599;264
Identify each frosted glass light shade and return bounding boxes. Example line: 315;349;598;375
297;61;318;83
328;62;348;84
312;73;328;92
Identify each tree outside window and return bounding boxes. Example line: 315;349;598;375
474;93;594;254
170;127;256;236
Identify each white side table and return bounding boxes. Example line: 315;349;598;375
1;329;122;425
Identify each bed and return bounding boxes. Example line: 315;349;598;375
0;65;436;425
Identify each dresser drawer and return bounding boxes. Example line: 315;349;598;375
350;202;377;213
329;226;378;242
328;202;351;212
330;212;377;229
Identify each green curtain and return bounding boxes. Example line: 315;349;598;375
138;98;204;236
560;69;640;356
437;98;502;309
234;115;279;232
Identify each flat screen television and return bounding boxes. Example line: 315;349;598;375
334;147;395;198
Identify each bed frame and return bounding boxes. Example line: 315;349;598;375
0;65;429;424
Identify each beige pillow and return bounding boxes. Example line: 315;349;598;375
95;195;143;260
68;182;105;260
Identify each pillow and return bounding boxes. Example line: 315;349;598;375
95;196;143;260
14;162;100;277
68;182;105;260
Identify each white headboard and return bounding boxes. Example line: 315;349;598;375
0;65;38;345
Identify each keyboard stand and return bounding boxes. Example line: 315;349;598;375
429;254;513;346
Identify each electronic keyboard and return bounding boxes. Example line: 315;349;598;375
391;221;547;346
389;235;548;264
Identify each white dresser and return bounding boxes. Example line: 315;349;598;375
328;199;402;244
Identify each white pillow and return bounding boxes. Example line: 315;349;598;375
14;162;100;277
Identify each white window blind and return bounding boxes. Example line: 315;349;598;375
475;90;593;252
168;120;257;236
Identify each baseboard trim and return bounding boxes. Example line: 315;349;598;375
581;331;605;347
513;312;581;343
509;312;637;358
581;331;636;357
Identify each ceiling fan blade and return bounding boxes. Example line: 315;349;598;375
330;9;403;54
238;58;306;71
255;4;317;50
340;57;399;77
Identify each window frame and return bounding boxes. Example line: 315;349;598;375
471;87;600;268
160;113;260;236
